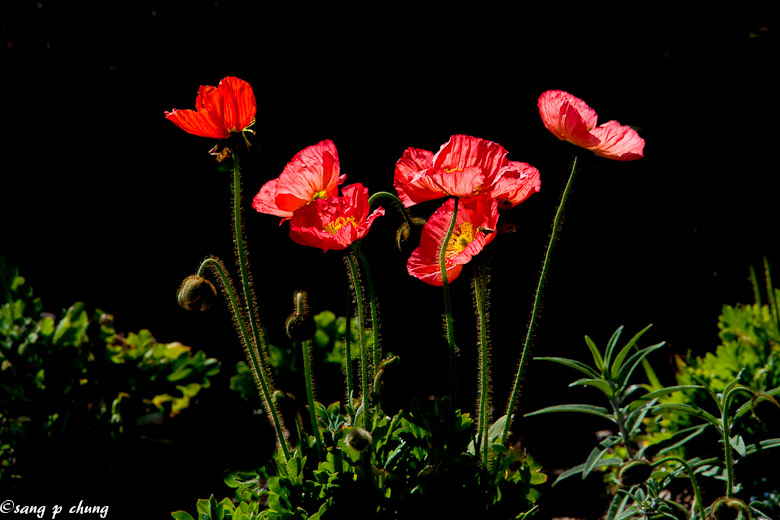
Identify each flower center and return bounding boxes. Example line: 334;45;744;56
309;190;329;203
446;222;475;258
324;216;358;235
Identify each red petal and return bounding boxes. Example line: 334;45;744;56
538;90;599;148
489;161;541;207
394;147;435;206
164;108;230;139
589;120;645;161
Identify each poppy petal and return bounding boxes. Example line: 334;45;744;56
589;120;645;161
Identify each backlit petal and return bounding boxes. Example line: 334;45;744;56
588;120;645;161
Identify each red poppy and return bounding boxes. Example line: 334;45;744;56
289;184;385;252
393;135;540;208
165;76;256;139
407;196;499;286
538;90;644;161
252;140;346;220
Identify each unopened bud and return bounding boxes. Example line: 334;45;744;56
285;290;315;341
618;460;653;486
711;497;749;520
346;427;372;452
177;275;217;311
751;393;780;428
395;217;427;254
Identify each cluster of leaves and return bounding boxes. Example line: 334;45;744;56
528;324;780;519
0;256;219;485
174;396;544;519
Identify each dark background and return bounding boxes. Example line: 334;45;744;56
1;2;775;518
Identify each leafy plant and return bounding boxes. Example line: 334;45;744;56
0;255;220;485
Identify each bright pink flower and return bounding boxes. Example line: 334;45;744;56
407;196;499;286
393;135;540;208
289;184;385;252
252;140;346;220
538;90;645;161
165;76;256;139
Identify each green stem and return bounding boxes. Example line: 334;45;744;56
346;251;370;410
300;338;325;460
368;191;415;229
653;457;706;520
440;198;460;402
473;257;492;468
500;156;579;446
344;286;355;407
353;243;381;371
721;385;754;498
231;152;272;370
197;257;290;462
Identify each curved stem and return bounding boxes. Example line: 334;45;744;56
197;257;290;462
343;286;355;407
439;198;460;402
721;385;754;498
368;191;415;229
353;243;381;370
653;457;705;520
345;251;370;410
300;338;325;460
500;156;579;446
473;257;492;468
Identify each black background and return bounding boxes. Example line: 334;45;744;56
0;2;775;518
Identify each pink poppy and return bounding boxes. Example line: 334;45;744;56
407;196;499;286
538;90;645;161
393;135;540;208
165;76;256;139
289;184;385;252
252;140;346;220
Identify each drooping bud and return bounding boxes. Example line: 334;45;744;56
346;427;373;452
395;217;428;255
618;460;653;486
177;275;218;311
751;393;780;428
285;290;316;341
710;497;751;520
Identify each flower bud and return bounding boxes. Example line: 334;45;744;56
346;427;373;452
711;497;749;520
618;460;653;486
395;217;427;255
285;290;315;341
751;393;780;428
177;275;217;311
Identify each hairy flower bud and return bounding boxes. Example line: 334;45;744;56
395;217;427;255
177;275;217;311
285;290;316;341
751;393;780;428
346;427;373;452
711;497;750;520
618;460;653;486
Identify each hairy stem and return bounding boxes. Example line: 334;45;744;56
197;257;290;461
300;338;325;460
473;256;492;468
353;243;381;371
500;156;579;446
440;198;460;402
368;190;415;229
653;457;706;520
345;251;370;410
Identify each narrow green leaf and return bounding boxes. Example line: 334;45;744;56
569;378;615;399
653;425;709;456
534;356;600;379
745;437;780;455
602;326;625;374
635;385;705;402
552;458;623;486
609;324;653;380
584;335;604;373
582;436;623;478
171;512;196;520
615;341;666;390
651;403;721;427
605;490;631;520
525;404;614;423
730;435;747;457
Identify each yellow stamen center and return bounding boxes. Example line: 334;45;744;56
324;216;358;235
446;222;475;258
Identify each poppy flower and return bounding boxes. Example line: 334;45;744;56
252;140;346;220
538;90;644;161
165;76;256;139
407;196;499;286
289;184;385;252
394;135;540;208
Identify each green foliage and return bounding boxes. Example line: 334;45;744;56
0;256;220;484
174;397;543;519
